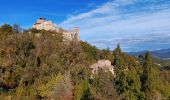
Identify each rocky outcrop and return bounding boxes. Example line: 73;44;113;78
32;18;80;41
90;59;114;75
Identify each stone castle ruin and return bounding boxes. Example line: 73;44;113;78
32;18;80;41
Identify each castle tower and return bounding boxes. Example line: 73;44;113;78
73;27;80;41
74;27;79;33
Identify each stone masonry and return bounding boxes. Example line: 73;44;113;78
32;18;80;41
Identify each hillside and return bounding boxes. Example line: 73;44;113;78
0;24;170;100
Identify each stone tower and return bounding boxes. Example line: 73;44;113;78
72;27;80;41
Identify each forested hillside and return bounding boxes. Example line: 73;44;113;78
0;24;170;100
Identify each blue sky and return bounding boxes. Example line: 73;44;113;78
1;0;170;52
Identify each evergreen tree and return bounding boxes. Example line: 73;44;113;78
142;51;152;92
13;24;21;33
113;44;127;94
141;51;159;99
113;44;127;76
113;44;144;99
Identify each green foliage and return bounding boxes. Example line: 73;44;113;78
73;80;89;100
0;25;169;100
71;65;90;84
0;24;13;39
142;51;154;92
80;41;100;64
99;48;114;61
38;73;72;100
71;65;91;100
90;70;119;100
59;40;85;68
0;24;13;33
113;45;144;100
0;29;65;98
141;51;170;99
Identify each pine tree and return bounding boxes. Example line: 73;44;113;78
141;51;158;99
113;44;126;74
142;51;152;91
113;44;144;99
113;44;127;94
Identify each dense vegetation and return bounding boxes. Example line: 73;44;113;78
0;24;170;100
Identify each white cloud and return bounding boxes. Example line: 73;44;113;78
61;1;118;27
60;0;170;51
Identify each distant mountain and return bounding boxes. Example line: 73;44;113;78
128;48;170;59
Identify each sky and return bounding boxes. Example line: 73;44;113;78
0;0;170;52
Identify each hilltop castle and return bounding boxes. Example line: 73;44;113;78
32;18;80;41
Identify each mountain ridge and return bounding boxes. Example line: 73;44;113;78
128;48;170;59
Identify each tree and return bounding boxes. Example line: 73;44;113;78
141;51;160;99
38;73;73;100
71;65;91;100
113;44;144;99
0;24;13;33
90;70;119;100
80;41;100;64
12;24;21;33
0;24;13;38
142;52;153;92
113;44;125;75
99;48;114;61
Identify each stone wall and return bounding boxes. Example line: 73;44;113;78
32;18;80;41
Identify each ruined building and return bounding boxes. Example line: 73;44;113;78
90;60;115;75
32;18;80;41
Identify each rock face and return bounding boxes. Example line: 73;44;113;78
32;18;80;41
90;60;114;75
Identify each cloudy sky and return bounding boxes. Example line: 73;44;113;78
0;0;170;52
